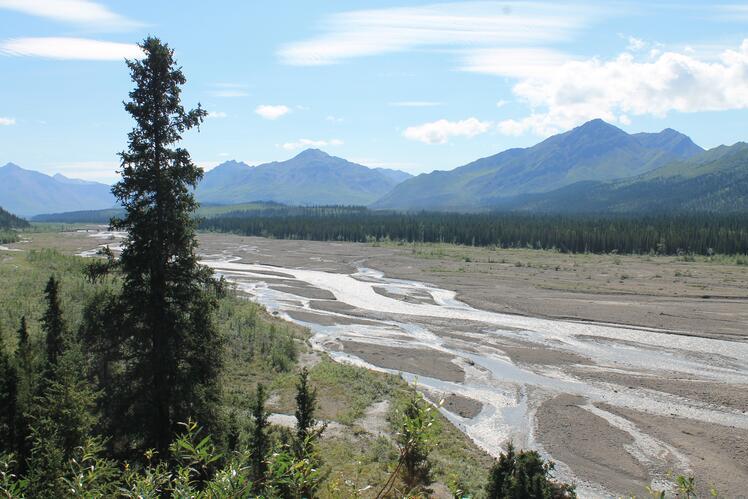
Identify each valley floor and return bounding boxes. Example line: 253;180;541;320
5;228;748;497
195;233;748;497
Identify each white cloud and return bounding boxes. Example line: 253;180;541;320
460;47;571;77
711;4;748;21
255;104;291;120
626;36;646;52
0;117;15;125
207;111;227;119
278;2;599;66
208;83;248;98
0;0;140;31
388;101;442;107
495;100;508;108
403;117;491;144
210;90;248;98
498;39;748;136
326;115;344;123
0;37;143;60
281;138;343;151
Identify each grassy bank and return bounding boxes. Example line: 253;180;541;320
0;240;493;496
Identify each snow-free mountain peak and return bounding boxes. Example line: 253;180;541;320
196;150;412;206
372;119;704;211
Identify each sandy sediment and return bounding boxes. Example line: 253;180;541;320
423;390;484;419
534;394;650;495
334;340;465;383
285;309;382;327
598;404;748;498
570;368;748;413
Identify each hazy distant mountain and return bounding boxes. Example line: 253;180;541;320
52;173;102;186
372;119;703;211
0;163;115;216
509;142;748;213
372;167;413;184
196;149;412;205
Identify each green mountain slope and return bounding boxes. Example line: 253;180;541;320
509;142;748;213
372;119;703;211
0;205;29;229
196;149;411;206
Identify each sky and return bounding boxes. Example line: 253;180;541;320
1;0;748;184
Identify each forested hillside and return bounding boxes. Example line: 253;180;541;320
0;206;29;230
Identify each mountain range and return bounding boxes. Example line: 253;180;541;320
0;163;116;217
196;149;412;206
0;151;413;216
4;119;748;217
372;119;705;211
505;141;748;213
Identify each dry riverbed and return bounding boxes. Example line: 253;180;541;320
10;229;748;497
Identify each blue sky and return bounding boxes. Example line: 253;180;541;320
1;0;748;183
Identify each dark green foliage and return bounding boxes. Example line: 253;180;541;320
25;342;98;498
486;443;575;499
293;367;325;497
250;384;270;484
15;317;32;382
100;36;220;457
202;210;748;256
0;340;18;452
32;208;124;224
41;276;65;369
294;366;319;453
13;317;33;467
24;278;98;498
0;206;30;230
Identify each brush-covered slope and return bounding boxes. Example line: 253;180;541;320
196;149;412;206
373;119;702;211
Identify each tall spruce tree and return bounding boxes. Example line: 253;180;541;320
294;367;322;458
16;317;32;383
110;36;221;457
0;339;18;452
250;384;269;484
14;316;33;467
41;276;65;369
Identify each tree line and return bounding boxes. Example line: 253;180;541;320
200;210;748;256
